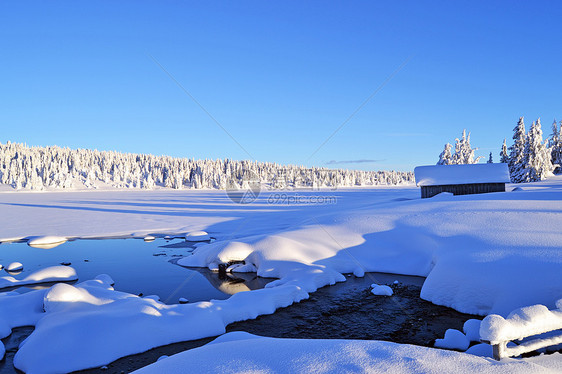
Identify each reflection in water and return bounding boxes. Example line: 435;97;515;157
194;268;273;295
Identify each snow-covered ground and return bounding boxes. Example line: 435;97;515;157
132;332;562;374
0;178;561;372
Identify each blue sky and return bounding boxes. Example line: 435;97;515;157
1;1;561;171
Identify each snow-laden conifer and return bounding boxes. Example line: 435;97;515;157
437;143;453;165
508;117;527;182
499;139;509;164
523;118;554;181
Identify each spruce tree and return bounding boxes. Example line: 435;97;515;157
508;117;527;182
499;138;509;163
437;143;453;165
549;119;562;172
450;129;482;164
487;152;493;163
524;118;553;181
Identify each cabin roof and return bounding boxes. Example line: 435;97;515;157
414;163;510;187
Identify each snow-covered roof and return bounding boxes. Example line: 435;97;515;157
414;163;510;187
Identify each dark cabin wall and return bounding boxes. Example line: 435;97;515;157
421;183;505;198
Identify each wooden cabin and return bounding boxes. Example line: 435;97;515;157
414;164;510;199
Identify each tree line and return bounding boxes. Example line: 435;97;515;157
0;142;414;190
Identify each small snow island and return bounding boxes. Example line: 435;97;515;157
414;163;510;199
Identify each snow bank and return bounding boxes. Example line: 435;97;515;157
464;319;482;342
480;301;562;344
6;262;23;272
0;266;78;290
3;273;307;373
0;289;49;338
132;332;556;374
371;284;393;296
434;329;470;351
185;231;210;242
27;236;67;248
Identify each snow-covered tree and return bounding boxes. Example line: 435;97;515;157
440;130;482;165
487;152;493;163
508;117;527;182
499;138;509;163
523;118;554;182
437;143;453;165
548;119;562;172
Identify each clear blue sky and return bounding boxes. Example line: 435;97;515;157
1;1;561;171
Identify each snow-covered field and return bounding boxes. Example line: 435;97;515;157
0;178;561;372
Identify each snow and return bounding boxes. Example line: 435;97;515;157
434;329;470;351
371;284;393;296
414;163;510;186
463;319;482;342
0;272;306;373
27;235;67;248
143;235;156;242
132;332;558;374
6;262;23;272
185;231;210;242
466;343;493;357
1;178;562;371
0;265;78;289
178;297;188;304
480;301;562;344
0;340;4;361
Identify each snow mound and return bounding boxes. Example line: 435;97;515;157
371;284;393;296
463;319;482;342
178;297;188;304
94;274;115;286
27;236;67;248
480;301;562;344
465;343;492;357
5;277;307;373
6;262;23;272
144;236;156;242
431;191;454;199
185;231;210;242
131;333;555;374
0;340;4;361
434;329;470;351
0;266;78;290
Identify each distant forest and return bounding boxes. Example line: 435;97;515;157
0;142;414;190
